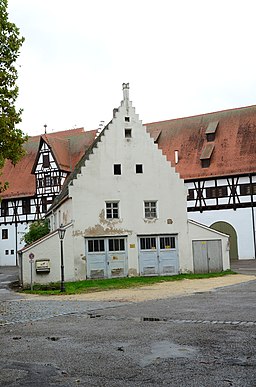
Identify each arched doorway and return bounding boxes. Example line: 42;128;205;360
210;221;238;260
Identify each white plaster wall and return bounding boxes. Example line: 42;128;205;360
188;220;230;271
20;224;74;286
69;98;192;277
188;207;256;259
0;223;28;266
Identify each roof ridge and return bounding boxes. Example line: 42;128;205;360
145;104;256;126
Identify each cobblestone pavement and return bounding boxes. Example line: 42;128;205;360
0;299;129;326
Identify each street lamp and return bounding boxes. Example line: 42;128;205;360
58;224;66;292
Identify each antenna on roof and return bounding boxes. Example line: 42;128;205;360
44;124;47;134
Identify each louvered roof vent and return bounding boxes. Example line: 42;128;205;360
205;121;218;141
200;143;215;168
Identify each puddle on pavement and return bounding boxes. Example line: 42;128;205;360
140;340;198;367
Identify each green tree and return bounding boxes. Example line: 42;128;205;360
23;219;50;245
0;0;27;192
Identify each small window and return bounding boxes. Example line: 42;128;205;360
144;201;157;219
187;189;195;200
11;250;14;255
88;239;105;252
114;164;121;175
125;128;132;138
52;176;60;186
140;237;156;250
5;250;9;255
42;197;47;213
108;238;125;252
1;200;9;217
136;164;143;174
201;159;210;168
43;154;50;168
44;174;51;187
22;198;31;215
240;183;256;196
2;229;8;239
160;237;175;249
125;116;130;122
206;186;228;198
38;178;44;188
106;202;119;219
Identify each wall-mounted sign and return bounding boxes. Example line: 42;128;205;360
35;259;50;273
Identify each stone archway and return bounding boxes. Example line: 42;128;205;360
210;221;238;260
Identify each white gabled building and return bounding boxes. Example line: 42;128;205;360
19;84;230;286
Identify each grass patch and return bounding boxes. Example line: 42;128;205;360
21;270;235;295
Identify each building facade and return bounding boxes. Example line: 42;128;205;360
19;85;230;285
1;89;255;266
146;106;256;260
0;128;96;265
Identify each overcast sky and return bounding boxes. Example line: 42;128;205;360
8;0;256;136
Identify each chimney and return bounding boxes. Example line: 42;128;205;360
122;83;130;101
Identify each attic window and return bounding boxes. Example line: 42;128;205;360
125;128;132;138
43;154;50;168
125;116;130;122
205;121;218;142
114;164;121;175
136;164;143;174
200;143;214;168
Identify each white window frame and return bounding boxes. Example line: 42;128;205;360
144;201;157;219
105;201;119;219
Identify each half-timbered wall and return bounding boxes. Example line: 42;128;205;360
186;174;256;259
0;141;69;265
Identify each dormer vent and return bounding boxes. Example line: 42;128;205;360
200;143;215;168
205;121;218;142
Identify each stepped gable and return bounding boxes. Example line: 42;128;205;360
1;128;97;199
146;104;256;179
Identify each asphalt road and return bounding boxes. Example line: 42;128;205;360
0;273;255;386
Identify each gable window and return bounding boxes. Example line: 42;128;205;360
113;164;121;175
43;154;50;168
125;116;130;122
44;174;51;187
136;164;143;174
5;250;9;255
1;200;9;217
52;176;60;186
125;128;132;138
144;201;157;219
2;229;8;239
106;201;119;219
22;198;31;215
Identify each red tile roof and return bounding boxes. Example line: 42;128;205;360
1;128;97;199
146;104;256;179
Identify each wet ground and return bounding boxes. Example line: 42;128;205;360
0;263;256;386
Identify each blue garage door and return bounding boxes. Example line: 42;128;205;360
86;237;128;279
139;235;179;276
